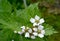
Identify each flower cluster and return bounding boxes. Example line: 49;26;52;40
14;15;45;39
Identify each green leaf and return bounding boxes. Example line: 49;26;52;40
0;0;12;13
44;24;57;35
16;3;41;27
0;2;57;41
0;2;45;41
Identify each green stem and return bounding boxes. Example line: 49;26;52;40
23;0;27;8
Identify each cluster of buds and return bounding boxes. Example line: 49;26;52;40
14;15;45;39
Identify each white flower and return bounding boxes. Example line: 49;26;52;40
28;28;32;33
33;23;39;26
21;26;25;29
35;15;40;20
18;31;23;35
41;30;45;34
15;15;46;39
25;32;30;38
20;26;26;33
14;31;17;33
39;18;45;24
38;34;44;38
31;35;35;39
33;27;37;32
30;15;45;26
22;29;25;32
33;32;38;36
38;30;45;38
30;18;35;23
38;25;44;30
12;39;14;41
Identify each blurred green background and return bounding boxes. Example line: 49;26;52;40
0;0;60;41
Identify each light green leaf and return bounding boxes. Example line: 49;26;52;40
44;24;57;35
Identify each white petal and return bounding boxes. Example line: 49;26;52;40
22;29;25;32
28;28;32;33
41;30;45;34
35;15;40;20
12;40;14;41
31;35;35;39
33;27;38;32
33;23;39;26
33;32;38;36
38;34;44;38
38;25;44;30
18;31;23;34
39;18;45;24
14;31;17;33
30;18;35;23
25;32;30;38
21;26;25;29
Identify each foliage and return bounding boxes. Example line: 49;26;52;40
0;0;58;41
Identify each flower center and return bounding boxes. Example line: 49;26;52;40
35;20;39;23
37;30;41;33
